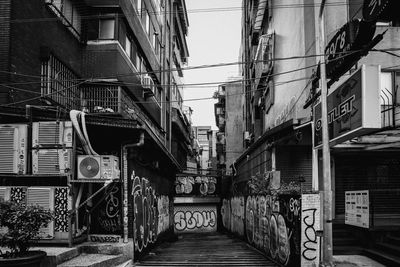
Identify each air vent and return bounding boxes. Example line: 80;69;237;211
32;121;73;148
27;187;55;239
0;124;27;174
32;149;72;175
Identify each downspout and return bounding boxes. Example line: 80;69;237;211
121;131;145;244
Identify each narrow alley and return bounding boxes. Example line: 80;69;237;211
135;233;277;267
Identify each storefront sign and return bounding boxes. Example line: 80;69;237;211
362;0;399;22
314;65;381;148
325;19;375;81
345;190;369;228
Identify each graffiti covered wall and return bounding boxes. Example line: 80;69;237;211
221;194;301;266
132;174;172;253
174;205;217;233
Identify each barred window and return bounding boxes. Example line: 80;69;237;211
41;54;80;110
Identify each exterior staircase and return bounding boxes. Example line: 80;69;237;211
40;240;133;267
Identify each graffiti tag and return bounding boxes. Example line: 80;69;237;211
174;210;216;231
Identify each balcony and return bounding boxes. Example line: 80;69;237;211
172;107;191;145
83;41;162;126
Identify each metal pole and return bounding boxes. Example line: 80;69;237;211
318;1;333;266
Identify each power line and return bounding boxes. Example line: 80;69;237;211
0;48;381;87
3;1;363;24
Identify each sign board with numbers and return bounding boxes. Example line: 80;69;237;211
345;190;370;228
325;19;375;81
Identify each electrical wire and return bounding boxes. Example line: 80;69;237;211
3;1;364;24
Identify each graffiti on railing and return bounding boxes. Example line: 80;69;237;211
132;173;171;252
97;185;121;234
222;194;301;266
174;206;217;233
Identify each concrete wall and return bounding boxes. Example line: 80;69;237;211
225;82;244;171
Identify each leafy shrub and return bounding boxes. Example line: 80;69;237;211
0;199;53;258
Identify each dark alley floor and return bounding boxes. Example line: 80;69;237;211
135;232;277;267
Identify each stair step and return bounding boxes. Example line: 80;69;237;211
58;253;128;267
363;248;400;267
115;260;134;267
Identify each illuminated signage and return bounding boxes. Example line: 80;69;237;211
314;65;381;148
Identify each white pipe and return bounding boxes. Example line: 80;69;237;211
81;112;98;155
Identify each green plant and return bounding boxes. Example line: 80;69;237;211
0;199;53;258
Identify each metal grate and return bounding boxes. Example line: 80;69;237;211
0;128;15;173
37;122;60;145
81;85;121;113
41;54;80;110
36;150;60;174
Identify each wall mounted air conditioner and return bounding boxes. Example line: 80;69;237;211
141;74;155;98
26;187;55;239
77;155;120;179
243;131;250;141
0;124;28;174
32;121;73;148
32;149;73;175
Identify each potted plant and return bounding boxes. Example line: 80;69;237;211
0;199;53;267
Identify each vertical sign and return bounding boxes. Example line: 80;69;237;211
345;190;369;228
301;194;321;267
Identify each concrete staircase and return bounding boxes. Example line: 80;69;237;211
39;240;133;267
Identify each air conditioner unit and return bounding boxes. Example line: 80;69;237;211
77;155;120;180
26;187;55;239
32;121;73;148
243;131;250;141
141;74;155;98
0;124;28;174
32;149;73;175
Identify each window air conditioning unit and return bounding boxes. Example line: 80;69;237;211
141;74;155;98
27;187;55;239
243;131;250;141
0;124;28;174
32;121;73;148
32;149;73;175
77;155;120;180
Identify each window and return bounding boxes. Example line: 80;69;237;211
41;54;80;110
99;19;115;39
381;72;393;106
125;36;132;58
136;0;142;15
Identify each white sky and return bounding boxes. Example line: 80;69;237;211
183;0;242;129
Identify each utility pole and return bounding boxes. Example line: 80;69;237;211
318;0;333;266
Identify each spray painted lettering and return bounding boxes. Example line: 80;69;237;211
174;206;217;233
222;194;301;266
132;173;171;252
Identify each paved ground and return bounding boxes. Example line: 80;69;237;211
135;233;277;267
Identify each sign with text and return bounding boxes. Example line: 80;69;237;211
301;194;321;267
345;190;369;228
325;19;375;81
362;0;400;22
314;65;381;148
